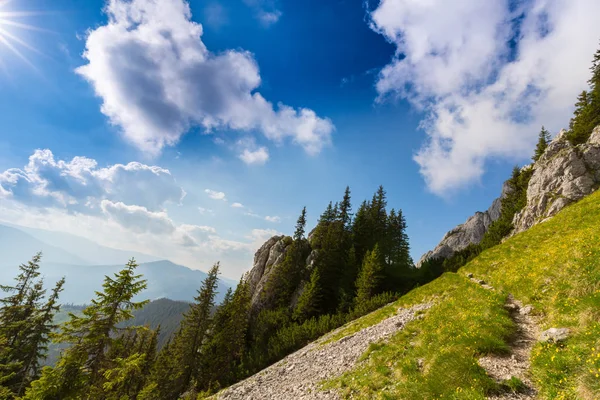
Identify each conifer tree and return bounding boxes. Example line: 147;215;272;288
355;245;384;305
292;268;323;322
25;259;148;399
567;43;600;144
532;126;551;162
339;186;352;229
200;281;251;390
294;207;307;241
0;254;66;397
166;263;220;397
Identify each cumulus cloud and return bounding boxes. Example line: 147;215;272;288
204;189;227;201
264;215;280;223
0;149;184;212
239;147;269;165
231;202;244;208
77;0;331;155
198;206;214;215
369;0;600;195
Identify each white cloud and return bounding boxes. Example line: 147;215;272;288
264;215;280;223
239;147;269;165
231;202;244;208
198;206;214;215
0;149;184;212
244;211;261;218
257;10;282;27
369;0;600;195
77;0;331;155
204;189;227;201
243;0;282;27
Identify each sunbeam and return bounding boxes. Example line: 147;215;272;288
0;0;48;71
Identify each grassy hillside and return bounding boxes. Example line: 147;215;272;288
322;190;600;399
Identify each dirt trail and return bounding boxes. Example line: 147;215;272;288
468;276;540;399
213;303;432;400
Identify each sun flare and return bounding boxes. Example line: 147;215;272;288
0;0;46;71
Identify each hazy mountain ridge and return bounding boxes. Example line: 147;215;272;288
0;224;232;304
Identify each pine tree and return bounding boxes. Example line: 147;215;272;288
294;207;307;241
292;268;323;322
16;277;65;395
200;281;251;390
352;200;373;265
166;263;220;397
0;254;66;397
532;126;551;162
339;186;352;229
25;259;148;399
567;44;600;144
355;245;384;305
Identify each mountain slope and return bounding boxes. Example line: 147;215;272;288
14;260;232;305
9;223;161;265
0;224;91;268
216;190;600;399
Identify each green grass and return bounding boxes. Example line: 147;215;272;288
322;190;600;399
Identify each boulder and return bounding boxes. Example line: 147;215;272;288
539;328;570;343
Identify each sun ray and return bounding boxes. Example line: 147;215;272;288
0;34;38;72
0;26;45;57
0;19;56;34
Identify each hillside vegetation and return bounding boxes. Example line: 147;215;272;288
322;189;600;399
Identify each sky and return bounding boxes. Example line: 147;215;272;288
0;0;599;279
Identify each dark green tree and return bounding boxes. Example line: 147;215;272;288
294;207;307;241
292;268;323;322
355;245;384;305
532;126;551;162
25;259;148;399
166;262;220;397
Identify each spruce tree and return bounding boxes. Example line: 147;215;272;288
25;259;148;399
167;263;220;397
532;126;551;162
355;245;384;305
294;207;307;241
0;254;66;397
200;281;251;390
292;268;323;322
567;43;600;144
339;186;352;229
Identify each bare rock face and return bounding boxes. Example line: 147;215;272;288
512;126;600;234
244;235;291;311
417;181;512;267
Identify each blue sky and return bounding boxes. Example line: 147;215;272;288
1;0;599;279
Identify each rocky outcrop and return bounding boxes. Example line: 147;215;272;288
244;235;290;310
419;125;600;265
512;126;600;234
416;182;512;267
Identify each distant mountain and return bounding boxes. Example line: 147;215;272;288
0;224;91;267
0;224;233;305
3;222;160;265
0;260;232;305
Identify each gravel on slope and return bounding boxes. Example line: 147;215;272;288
214;303;433;400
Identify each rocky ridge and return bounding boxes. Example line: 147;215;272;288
416;182;510;267
419;124;600;265
512;125;600;233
